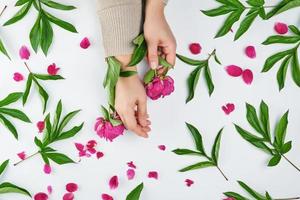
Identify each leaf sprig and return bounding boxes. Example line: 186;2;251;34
202;0;300;40
176;49;221;103
224;180;300;200
262;25;300;90
0;92;31;139
126;183;144;200
0;5;10;59
0;160;31;197
4;0;77;55
234;101;300;172
14;100;83;167
172;122;228;181
23;63;64;113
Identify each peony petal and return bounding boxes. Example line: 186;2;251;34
148;171;158;180
74;143;85;151
34;192;48;200
189;43;202;55
47;63;60;76
43;164;51;174
222;103;235;115
245;46;256;59
126;169;135;180
17;151;26;160
63;192;74;200
86;140;97;148
96;151;104;159
127;161;136;169
80;37;91;49
19;45;30;60
158;145;166;151
185;179;194;187
109;175;119;190
13;72;24;82
101;194;113;200
66;183;78;193
223;198;236;200
242;69;253;85
37;121;45;133
274;22;288;35
47;185;52;194
225;65;243;77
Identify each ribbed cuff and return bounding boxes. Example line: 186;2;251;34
97;2;143;57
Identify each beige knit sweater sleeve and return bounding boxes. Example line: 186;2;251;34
97;0;168;57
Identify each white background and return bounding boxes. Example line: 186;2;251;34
0;0;300;199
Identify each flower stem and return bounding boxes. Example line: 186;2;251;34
14;152;40;166
274;197;300;200
24;62;32;73
281;154;300;173
216;165;228;181
0;5;7;17
207;49;216;60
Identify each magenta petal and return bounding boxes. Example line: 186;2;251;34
13;72;24;82
245;46;256;59
66;183;78;193
274;22;288;34
102;194;113;200
189;43;202;55
96;151;104;159
37;121;45;133
17;151;26;160
185;179;194;187
126;169;135;180
34;192;48;200
19;45;30;60
109;175;119;190
43;164;51;174
158;145;166;151
47;63;60;75
74;143;85;151
127;161;136;169
80;37;91;49
148;171;158;179
242;69;253;85
47;185;52;194
225;65;243;77
63;192;74;200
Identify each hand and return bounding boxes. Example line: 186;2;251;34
114;55;151;138
144;0;176;69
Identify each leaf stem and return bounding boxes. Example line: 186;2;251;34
244;5;276;9
14;151;40;166
274;197;300;200
216;165;228;181
24;62;32;73
281;154;300;173
0;5;7;17
207;49;216;61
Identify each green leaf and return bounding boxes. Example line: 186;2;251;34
33;79;49;113
281;141;292;154
289;25;300;35
0;92;23;107
34;74;64;80
120;71;137;77
268;154;281;166
45;12;77;33
172;148;202;156
57;110;81;133
204;65;214;96
211;128;223;164
186;66;202;103
215;10;244;38
4;2;32;26
46;152;74;165
0;160;9;176
234;9;259;40
30;16;42;52
224;192;249;200
23;74;33;105
100;105;110;120
277;56;291;90
179;161;215;172
128;38;147;66
262;49;293;72
0;108;31;123
40;16;54;55
159;56;173;68
262;35;300;45
0;182;31;197
267;0;300;18
52;100;62;133
126;183;144;200
238;181;266;199
214;53;222;65
259;101;271;140
176;54;206;66
201;6;235;17
274;111;289;148
265;192;273;200
0;39;10;59
34;137;43;149
55;123;84;141
245;103;265;136
41;0;76;10
143;69;155;84
291;51;300;87
185;122;206;154
0;113;18;139
15;0;30;6
106;57;121;88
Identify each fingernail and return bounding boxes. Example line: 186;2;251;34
151;62;157;69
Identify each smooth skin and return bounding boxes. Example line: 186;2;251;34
115;0;176;138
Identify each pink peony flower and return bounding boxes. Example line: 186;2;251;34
145;77;164;100
34;192;48;200
80;37;91;49
161;76;175;97
189;43;202;55
245;46;256;59
66;183;78;193
109;175;119;190
274;22;288;34
242;69;253;85
102;194;113;200
19;45;30;60
63;193;74;200
158;145;166;151
17;151;26;160
37;121;45;133
127;161;136;169
43;164;51;174
94;117;125;142
225;65;243;77
222;103;235;115
96;151;104;159
126;169;135;180
47;63;60;75
13;72;24;82
185;179;194;187
148;171;158;179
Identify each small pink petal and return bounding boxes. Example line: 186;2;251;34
13;72;24;82
223;198;236;200
148;171;158;180
109;175;119;190
47;185;52;194
101;194;113;200
34;192;48;200
126;169;135;180
96;151;104;159
158;145;166;151
245;46;256;59
127;161;136;169
242;69;253;85
17;151;26;160
86;140;97;148
222;103;235;115
47;63;60;76
274;22;288;34
43;164;51;174
19;45;30;60
225;65;243;77
87;147;96;154
37;121;45;133
189;43;202;55
80;37;91;49
75;143;85;151
63;192;74;200
185;179;194;187
79;150;87;157
66;183;78;193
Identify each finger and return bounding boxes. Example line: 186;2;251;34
163;45;176;66
125;108;148;138
147;42;159;69
137;98;148;127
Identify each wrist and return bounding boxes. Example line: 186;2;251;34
115;55;137;71
145;0;164;19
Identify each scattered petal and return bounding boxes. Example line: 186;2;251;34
126;169;135;180
19;45;30;60
185;179;194;187
222;103;235;115
13;72;24;82
47;185;52;194
66;183;78;193
148;171;158;179
47;63;60;75
34;192;48;200
127;161;136;169
43;164;51;174
225;65;243;77
245;46;256;59
80;37;91;49
74;143;85;151
109;175;119;190
223;198;236;200
17;151;26;160
86;140;97;148
101;194;113;200
37;121;45;133
274;22;288;34
189;43;202;55
242;69;253;85
96;151;104;159
87;147;96;154
158;145;166;151
63;192;74;200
